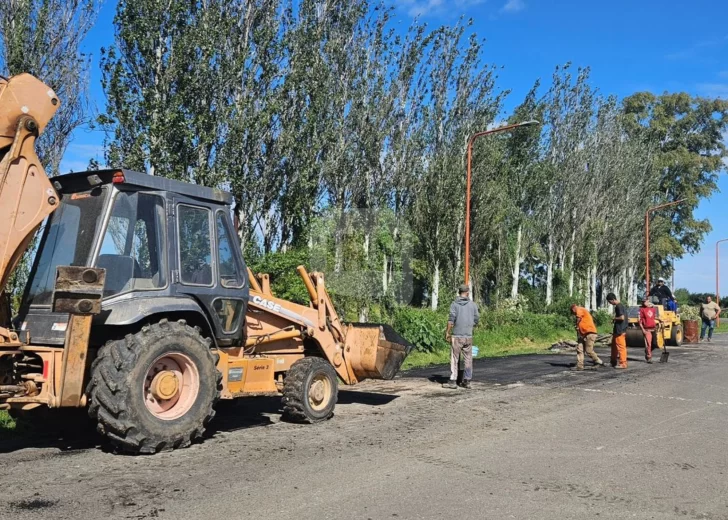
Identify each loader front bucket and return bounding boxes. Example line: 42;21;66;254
344;323;413;381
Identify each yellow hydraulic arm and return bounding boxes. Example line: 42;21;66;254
0;74;60;343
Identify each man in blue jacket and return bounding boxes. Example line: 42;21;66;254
444;284;480;389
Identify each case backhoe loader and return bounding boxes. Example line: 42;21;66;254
0;74;412;454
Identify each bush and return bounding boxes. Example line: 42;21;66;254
592;309;612;327
392;307;448;353
248;248;312;304
545;295;585;317
678;305;700;321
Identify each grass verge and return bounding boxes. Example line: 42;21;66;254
401;325;575;370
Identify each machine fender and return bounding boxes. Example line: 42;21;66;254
99;295;216;344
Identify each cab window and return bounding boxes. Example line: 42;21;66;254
178;205;213;286
97;192;166;297
216;212;243;288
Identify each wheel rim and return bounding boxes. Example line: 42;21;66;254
308;373;332;412
676;328;682;343
143;353;200;420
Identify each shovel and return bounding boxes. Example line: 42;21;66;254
660;344;669;363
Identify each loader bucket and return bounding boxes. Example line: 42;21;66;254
344;323;413;381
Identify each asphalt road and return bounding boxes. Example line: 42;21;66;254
2;336;728;520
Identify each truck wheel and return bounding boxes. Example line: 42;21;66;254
86;319;221;454
282;357;338;423
669;324;683;347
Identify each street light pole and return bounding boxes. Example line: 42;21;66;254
645;199;686;297
717;238;728;326
464;120;540;285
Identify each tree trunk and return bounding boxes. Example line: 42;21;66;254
334;206;345;273
431;263;440;311
627;265;637;305
358;306;369;323
567;243;575;297
546;235;554;306
382;254;388;294
510;224;522;299
589;263;597;310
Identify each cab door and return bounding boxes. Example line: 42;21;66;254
172;197;248;346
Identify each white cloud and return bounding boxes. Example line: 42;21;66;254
397;0;486;18
666;35;728;61
500;0;525;13
696;83;728;99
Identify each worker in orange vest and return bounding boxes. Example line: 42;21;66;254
570;304;605;370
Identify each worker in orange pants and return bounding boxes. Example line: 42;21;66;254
606;292;628;369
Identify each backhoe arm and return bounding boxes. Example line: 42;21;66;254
0;74;60;303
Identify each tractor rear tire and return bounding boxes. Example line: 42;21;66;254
669;324;683;347
86;319;221;454
282;357;338;423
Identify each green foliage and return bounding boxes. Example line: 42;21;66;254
248;248;311;305
591;309;612;327
678;305;700;321
94;0;724;319
0;410;14;431
545;295;585;318
392;307;448;353
673;288;716;307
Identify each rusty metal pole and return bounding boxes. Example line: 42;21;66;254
645;210;650;296
644;199;686;297
464;120;540;286
717;239;728;327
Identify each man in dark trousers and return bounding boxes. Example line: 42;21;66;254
444;284;480;389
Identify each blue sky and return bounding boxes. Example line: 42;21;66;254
62;0;728;293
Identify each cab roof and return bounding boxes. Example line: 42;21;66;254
53;169;233;205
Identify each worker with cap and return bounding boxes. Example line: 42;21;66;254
570;304;604;370
649;277;674;308
444;284;480;389
639;297;658;363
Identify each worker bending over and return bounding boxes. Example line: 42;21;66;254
570;304;604;370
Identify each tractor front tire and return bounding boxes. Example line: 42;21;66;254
282;357;338;423
86;319;221;454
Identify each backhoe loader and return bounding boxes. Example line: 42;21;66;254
0;74;412;454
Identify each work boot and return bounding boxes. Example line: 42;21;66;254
615;364;627;370
593;359;605;367
460;379;472;389
708;337;712;343
646;357;653;364
442;380;458;389
572;365;585;371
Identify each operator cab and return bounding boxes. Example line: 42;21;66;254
18;169;249;348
